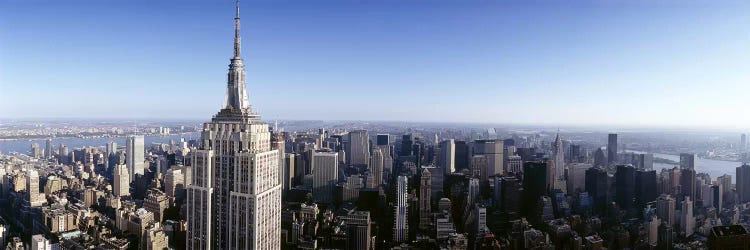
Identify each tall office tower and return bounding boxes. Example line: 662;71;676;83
106;141;118;172
439;139;455;174
593;147;607;167
633;153;654;170
126;135;145;180
164;168;184;198
393;176;409;243
742;134;748;153
712;184;723;211
467;178;480;207
186;2;281;249
506;155;523;174
701;184;714;208
523;161;549;217
419;169;432;231
45;139;53;158
569;144;583;163
30;234;52;250
635;170;657;208
679;153;697;170
680;168;696;201
370;148;384;187
680;197;694;237
58;144;69;162
375;134;393;183
737;164;750;203
30;143;41;158
553;134;565;188
272;132;286;194
646;215;660;247
26;170;44;207
345;211;371;250
717;174;732;201
585;166;609;213
311;150;338;204
454;141;469;171
615;165;636;211
499;176;522;217
114;164;130;197
346;130;370;166
607;133;618;165
658;223;674;250
283;153;295;192
656;194;676;227
401;134;414;156
473;139;504;177
567;163;591;195
376;134;390;146
470;155;489;180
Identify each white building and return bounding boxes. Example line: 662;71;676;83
186;2;281;249
114;164;130;197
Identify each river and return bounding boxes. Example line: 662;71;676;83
0;133;200;154
630;150;741;182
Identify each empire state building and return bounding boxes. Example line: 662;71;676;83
186;1;281;249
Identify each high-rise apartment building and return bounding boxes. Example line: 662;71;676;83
186;2;281;249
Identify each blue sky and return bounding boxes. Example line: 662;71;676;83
1;0;749;128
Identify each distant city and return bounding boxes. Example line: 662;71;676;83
3;1;750;250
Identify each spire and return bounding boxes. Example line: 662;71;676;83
233;0;241;58
217;0;254;118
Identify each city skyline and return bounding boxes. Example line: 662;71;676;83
2;1;750;128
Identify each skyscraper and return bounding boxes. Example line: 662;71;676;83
394;175;409;243
680;197;694;237
679;153;697;170
370;148;384;188
345;211;371;250
311;150;339;204
607;133;618;165
553;133;565;190
439;139;455;174
523;161;549;217
26;170;44;207
126;135;145;180
419;168;432;231
473;139;504;177
346;130;370;166
656;194;676;227
114;164;130;197
615;165;636;211
736;164;750;203
44;139;53;158
186;2;281;249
